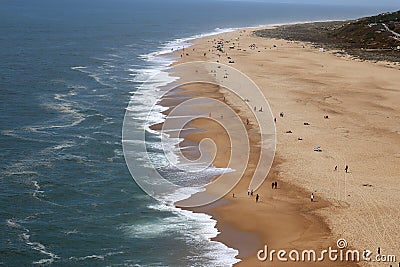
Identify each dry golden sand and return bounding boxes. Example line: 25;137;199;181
159;27;400;266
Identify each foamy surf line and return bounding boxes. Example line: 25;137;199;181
141;27;239;61
131;27;243;266
142;20;341;63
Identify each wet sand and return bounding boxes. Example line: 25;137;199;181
156;26;400;266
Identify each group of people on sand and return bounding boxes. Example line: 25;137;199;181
241;185;315;203
247;188;253;196
249;43;256;50
334;164;349;173
273;109;352;204
247;188;260;202
199;40;357;210
271;181;278;189
253;106;263;112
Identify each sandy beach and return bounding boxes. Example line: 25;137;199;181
156;26;400;266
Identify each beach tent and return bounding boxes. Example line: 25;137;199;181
313;146;322;152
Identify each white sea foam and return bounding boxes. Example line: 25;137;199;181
107;148;124;162
51;141;76;150
131;26;241;135
6;219;61;265
64;229;79;235
71;66;87;70
120;201;239;265
69;251;123;262
89;73;113;87
6;219;23;229
25;87;85;133
140;27;238;63
70;254;105;261
32;180;44;200
125;28;242;266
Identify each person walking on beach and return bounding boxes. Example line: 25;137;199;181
345;165;349;173
256;194;259;203
272;182;274;189
275;182;278;189
248;188;250;196
251;189;253;196
334;165;337;171
311;193;314;202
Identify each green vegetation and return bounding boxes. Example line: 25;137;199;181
254;10;400;62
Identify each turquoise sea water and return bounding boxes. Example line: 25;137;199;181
0;0;398;266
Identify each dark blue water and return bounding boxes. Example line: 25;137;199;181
1;0;397;266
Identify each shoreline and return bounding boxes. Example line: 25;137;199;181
155;65;354;266
153;20;400;266
165;52;355;266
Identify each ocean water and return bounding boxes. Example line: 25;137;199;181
0;0;397;266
